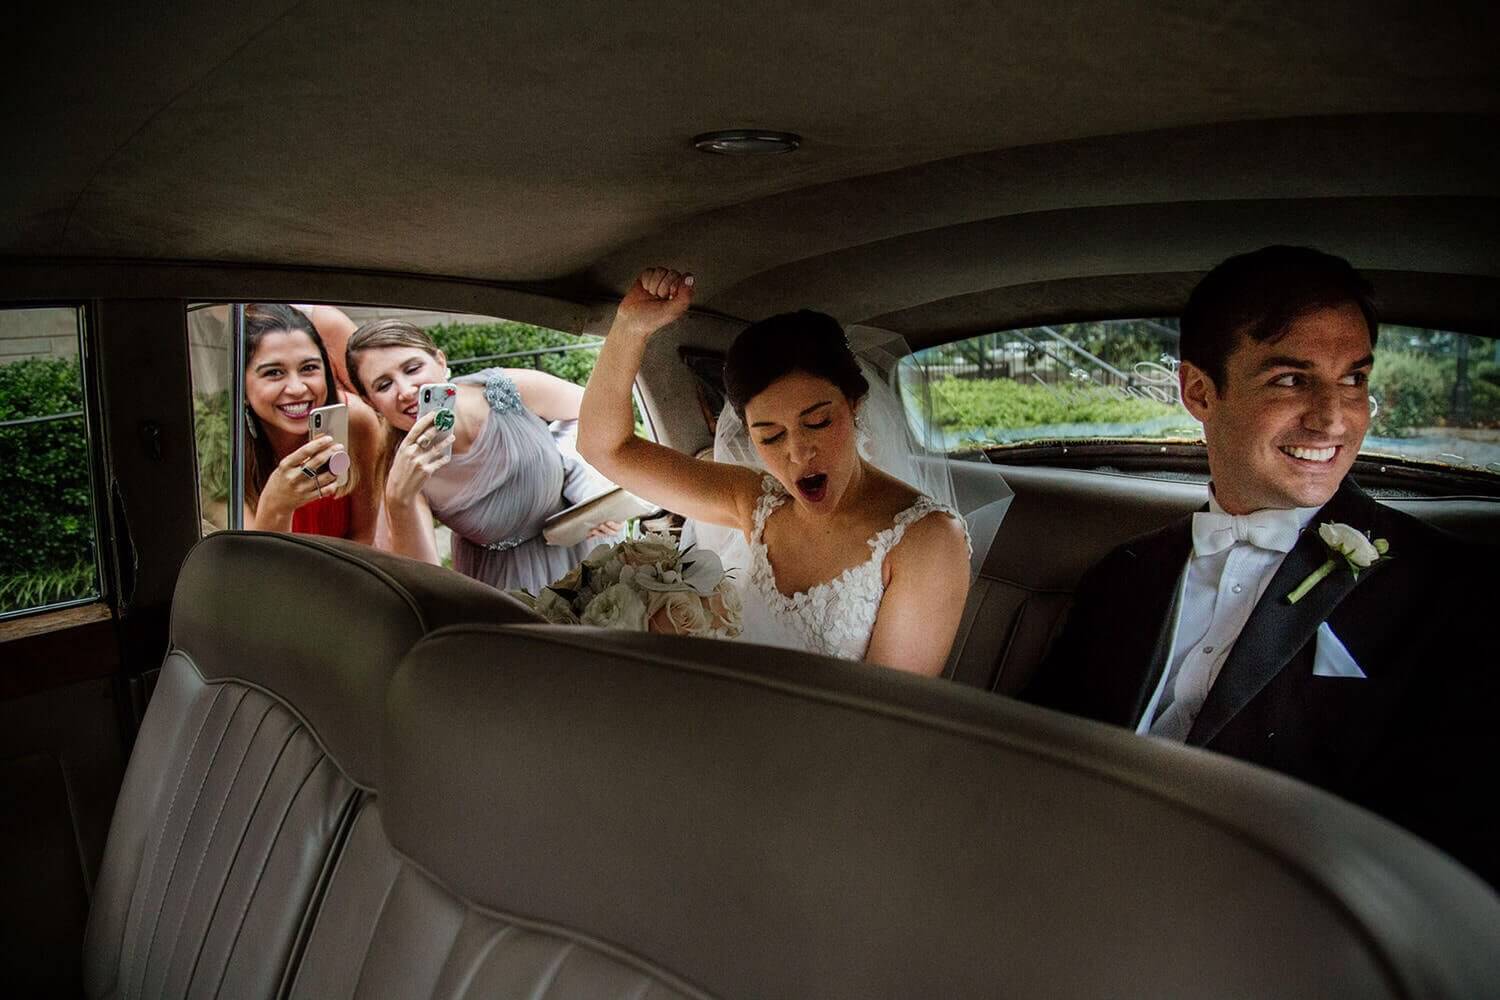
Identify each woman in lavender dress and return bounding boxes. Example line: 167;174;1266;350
346;319;616;592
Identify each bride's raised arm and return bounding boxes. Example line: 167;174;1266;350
580;268;761;532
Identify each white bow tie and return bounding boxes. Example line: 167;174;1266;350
1191;508;1301;557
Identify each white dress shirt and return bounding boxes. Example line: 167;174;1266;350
1136;493;1319;742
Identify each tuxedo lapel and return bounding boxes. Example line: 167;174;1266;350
1100;523;1192;726
1186;481;1384;747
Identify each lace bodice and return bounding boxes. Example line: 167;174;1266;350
746;475;965;661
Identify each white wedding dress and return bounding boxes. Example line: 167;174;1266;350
739;474;967;660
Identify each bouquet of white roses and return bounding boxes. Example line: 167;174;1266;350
510;532;742;639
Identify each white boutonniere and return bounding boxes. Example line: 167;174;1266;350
1286;522;1390;605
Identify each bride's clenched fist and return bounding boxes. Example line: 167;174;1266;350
611;267;694;339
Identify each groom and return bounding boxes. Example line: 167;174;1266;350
1024;246;1494;884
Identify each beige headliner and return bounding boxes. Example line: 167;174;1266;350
6;1;1499;338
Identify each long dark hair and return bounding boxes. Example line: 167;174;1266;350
241;304;338;511
1180;245;1378;390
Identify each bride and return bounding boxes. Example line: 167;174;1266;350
579;268;971;676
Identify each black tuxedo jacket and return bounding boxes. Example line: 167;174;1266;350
1026;478;1496;884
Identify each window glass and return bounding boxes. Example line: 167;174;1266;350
0;307;101;617
1364;327;1500;476
911;319;1500;476
909;319;1193;450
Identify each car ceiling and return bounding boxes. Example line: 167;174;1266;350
6;1;1499;342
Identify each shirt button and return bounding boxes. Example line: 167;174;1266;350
1232;584;1243;594
1203;645;1215;654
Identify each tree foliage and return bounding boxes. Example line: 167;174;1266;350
0;356;97;611
427;321;601;386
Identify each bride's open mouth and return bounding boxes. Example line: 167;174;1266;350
795;473;828;503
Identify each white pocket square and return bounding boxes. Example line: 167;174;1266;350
1313;622;1367;679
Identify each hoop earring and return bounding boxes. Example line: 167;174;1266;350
244;407;258;439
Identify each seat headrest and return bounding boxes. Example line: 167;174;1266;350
383;625;1500;1000
170;531;539;787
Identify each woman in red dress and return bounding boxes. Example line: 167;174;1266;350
240;304;381;542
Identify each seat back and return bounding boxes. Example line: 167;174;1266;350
330;623;1500;1000
946;464;1203;691
83;532;536;1000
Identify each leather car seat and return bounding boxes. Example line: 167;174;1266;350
82;531;537;1000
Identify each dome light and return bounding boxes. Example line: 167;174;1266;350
693;130;801;155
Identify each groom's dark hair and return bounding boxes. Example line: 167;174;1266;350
1180;245;1378;389
723;310;869;418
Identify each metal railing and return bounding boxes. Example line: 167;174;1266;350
447;339;604;369
0;410;83;429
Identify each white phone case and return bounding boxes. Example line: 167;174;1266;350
308;403;351;488
418;382;459;438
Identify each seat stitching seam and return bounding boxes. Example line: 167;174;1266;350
449;920;516;996
349;857;405;999
382;850;715;1000
182;712;301;996
276;787;364;1000
531;941;575;1000
174;650;377;793
156;696;277;994
205;746;328;1000
989;594;1029;693
128;683;240;1000
116;678;226;999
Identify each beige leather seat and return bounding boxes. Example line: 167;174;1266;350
296;623;1500;999
83;532;537;1000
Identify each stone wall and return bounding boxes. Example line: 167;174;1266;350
0;307;81;363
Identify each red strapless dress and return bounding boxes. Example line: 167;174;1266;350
292;492;353;538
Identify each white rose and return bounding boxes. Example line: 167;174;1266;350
647;591;714;636
619;534;680;567
708;580;743;637
534;587;581;625
580;583;648;630
1318;522;1380;568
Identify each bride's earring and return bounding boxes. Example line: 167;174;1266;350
445;367;453;381
243;406;258;440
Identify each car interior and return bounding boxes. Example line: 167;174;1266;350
3;2;1498;997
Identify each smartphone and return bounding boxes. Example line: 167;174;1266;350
308;403;351;488
418;382;459;439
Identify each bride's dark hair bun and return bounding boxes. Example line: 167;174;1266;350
723;310;869;418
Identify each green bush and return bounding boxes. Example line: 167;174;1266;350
927;376;1182;433
194;390;232;506
427;321;600;386
1369;351;1448;438
0;356;98;611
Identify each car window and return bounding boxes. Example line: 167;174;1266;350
0;307;103;618
187;303;610;539
909;319;1499;477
